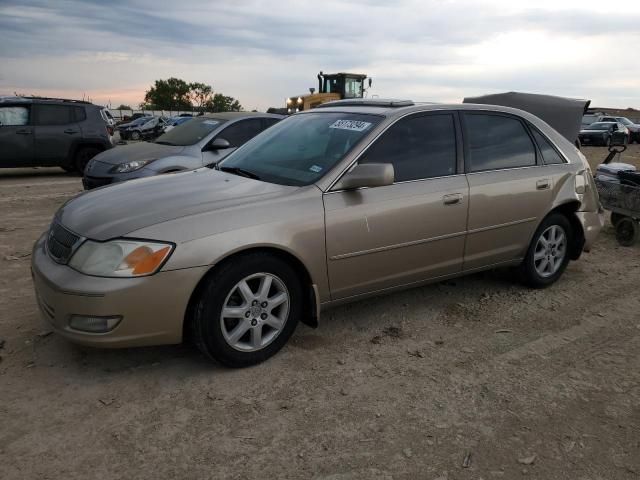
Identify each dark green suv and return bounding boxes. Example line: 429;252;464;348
0;96;114;172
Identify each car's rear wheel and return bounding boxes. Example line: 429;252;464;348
611;212;625;226
519;213;572;288
615;217;639;246
74;147;101;174
192;253;302;367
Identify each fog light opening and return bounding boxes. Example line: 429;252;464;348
69;315;122;333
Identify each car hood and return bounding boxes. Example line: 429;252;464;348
56;169;295;240
92;142;186;165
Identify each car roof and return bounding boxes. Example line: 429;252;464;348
310;96;587;143
201;112;284;120
0;95;98;107
303;100;547;118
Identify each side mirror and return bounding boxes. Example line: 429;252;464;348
206;138;231;151
332;163;394;191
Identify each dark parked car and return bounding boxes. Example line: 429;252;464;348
128;116;168;141
598;116;640;143
83;112;283;189
163;116;193;133
117;116;155;140
579;122;629;146
0;96;114;172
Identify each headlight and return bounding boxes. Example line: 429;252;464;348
110;159;156;173
69;239;174;277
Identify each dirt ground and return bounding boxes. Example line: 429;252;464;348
1;145;639;480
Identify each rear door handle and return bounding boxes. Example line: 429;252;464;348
64;129;79;134
536;179;551;190
16;129;32;135
443;193;463;205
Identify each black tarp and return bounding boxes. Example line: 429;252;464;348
463;92;590;143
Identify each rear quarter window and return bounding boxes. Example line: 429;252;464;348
530;128;566;165
463;113;536;172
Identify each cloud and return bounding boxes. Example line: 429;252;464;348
0;0;639;109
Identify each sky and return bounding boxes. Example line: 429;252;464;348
1;0;639;111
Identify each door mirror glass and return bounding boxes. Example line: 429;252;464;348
333;163;394;191
206;137;231;150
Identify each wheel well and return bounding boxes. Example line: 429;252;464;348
183;247;318;342
550;201;585;260
71;142;106;158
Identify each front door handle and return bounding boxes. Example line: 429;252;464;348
536;179;551;190
64;129;79;134
16;129;32;135
443;193;463;205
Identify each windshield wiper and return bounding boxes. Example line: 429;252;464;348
218;166;261;180
155;140;176;146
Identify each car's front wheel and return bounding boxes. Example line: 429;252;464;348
519;213;572;288
130;130;141;141
192;253;302;367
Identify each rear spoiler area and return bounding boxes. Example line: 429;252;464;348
463;92;590;145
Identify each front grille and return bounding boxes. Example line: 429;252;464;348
47;222;81;264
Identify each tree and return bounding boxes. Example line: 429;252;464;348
115;104;132;110
143;78;192;110
206;93;242;112
141;78;243;112
189;82;213;112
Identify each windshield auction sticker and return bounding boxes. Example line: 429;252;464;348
329;119;372;132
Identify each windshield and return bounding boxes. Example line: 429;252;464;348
155;117;224;146
219;112;382;186
616;117;632;126
586;123;612;130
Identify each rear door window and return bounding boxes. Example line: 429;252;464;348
530;128;565;165
219;119;263;147
359;113;457;182
463;113;536;172
0;106;30;126
35;105;74;125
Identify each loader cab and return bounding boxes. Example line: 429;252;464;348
319;72;368;99
285;71;371;114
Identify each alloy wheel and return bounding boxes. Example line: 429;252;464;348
220;273;290;352
533;225;567;278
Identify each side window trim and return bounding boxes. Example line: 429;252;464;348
460;111;540;174
326;109;463;192
528;124;568;165
361;110;461;184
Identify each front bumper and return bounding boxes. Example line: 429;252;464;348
576;209;605;252
31;234;208;348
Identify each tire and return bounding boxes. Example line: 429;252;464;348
615;217;639;247
130;130;141;141
74;147;101;174
611;212;625;226
191;253;303;367
519;213;572;288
